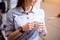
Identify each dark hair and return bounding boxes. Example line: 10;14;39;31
16;0;24;7
0;2;5;13
0;16;2;24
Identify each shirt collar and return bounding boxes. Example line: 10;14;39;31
18;7;36;14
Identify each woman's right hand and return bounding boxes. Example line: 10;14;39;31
22;22;35;31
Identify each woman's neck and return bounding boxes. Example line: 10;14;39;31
22;5;33;13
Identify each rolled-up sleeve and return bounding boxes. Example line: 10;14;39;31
5;10;14;37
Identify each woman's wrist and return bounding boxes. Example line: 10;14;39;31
18;27;25;33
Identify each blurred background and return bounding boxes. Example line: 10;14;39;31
0;0;60;40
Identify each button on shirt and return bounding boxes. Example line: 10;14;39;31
5;7;47;40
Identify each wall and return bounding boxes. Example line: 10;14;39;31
45;0;60;4
41;1;60;17
40;0;60;40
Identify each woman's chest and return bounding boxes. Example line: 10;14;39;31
14;13;42;26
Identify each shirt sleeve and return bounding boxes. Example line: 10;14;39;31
5;10;14;37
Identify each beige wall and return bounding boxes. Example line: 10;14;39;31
45;0;60;4
41;1;60;17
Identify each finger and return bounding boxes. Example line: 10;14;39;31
28;24;34;30
29;24;35;28
38;23;44;29
40;30;45;35
29;22;35;26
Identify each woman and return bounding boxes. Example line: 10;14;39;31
5;0;47;40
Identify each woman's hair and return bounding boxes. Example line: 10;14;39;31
16;0;24;7
0;2;5;13
0;16;2;24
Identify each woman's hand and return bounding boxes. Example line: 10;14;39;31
22;21;35;31
38;22;47;38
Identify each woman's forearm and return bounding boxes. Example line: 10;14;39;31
7;29;22;40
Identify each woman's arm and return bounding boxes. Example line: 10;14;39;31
5;11;22;40
7;29;22;40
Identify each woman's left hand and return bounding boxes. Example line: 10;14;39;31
38;22;47;38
